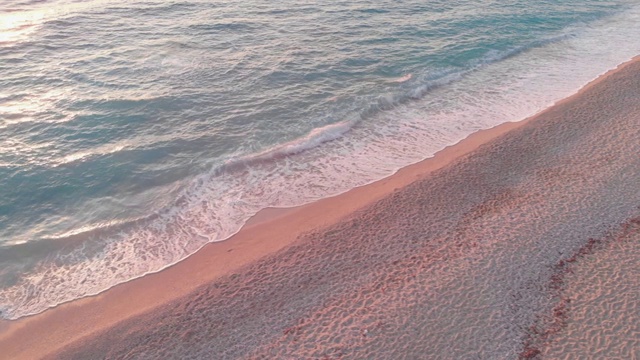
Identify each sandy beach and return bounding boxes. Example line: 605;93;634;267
2;57;640;359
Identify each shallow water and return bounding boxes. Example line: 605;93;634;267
1;0;639;319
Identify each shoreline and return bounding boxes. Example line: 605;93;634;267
1;56;639;359
0;110;531;360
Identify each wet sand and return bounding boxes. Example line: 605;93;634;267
1;57;640;359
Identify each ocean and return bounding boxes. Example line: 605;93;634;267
1;0;639;320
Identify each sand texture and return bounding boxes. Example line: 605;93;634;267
2;59;640;359
536;217;640;359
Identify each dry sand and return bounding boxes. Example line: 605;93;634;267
537;216;640;359
1;58;639;359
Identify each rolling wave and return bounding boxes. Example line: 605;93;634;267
1;0;639;321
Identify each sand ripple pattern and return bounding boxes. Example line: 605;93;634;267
52;60;640;359
532;218;640;359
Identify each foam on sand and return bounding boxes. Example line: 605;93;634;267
12;56;638;360
4;5;640;321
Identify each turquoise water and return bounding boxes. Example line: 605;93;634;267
1;0;639;319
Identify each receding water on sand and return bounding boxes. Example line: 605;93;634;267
41;58;640;360
1;0;640;320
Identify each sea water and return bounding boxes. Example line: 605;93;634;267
1;0;639;320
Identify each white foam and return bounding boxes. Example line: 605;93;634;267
2;4;640;320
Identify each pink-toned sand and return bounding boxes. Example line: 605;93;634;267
531;216;640;359
1;58;639;360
